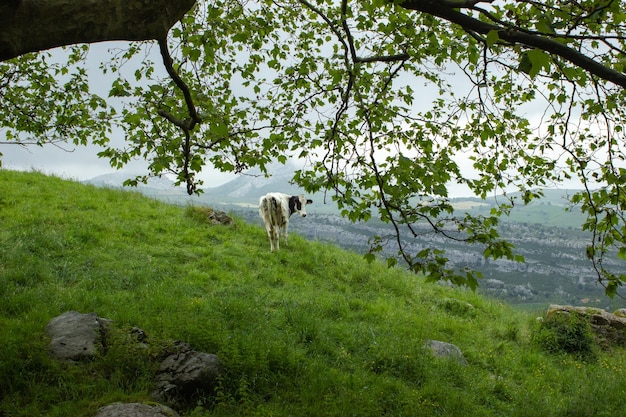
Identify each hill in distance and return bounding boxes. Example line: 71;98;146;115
85;164;588;224
2;169;626;416
85;162;332;209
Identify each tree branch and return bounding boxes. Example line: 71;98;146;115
399;0;626;89
156;36;203;195
157;37;202;130
356;53;410;63
299;0;409;64
0;0;196;61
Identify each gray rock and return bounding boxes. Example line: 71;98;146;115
210;210;236;225
94;402;179;417
423;340;468;365
152;341;220;406
547;304;626;347
46;311;111;361
129;326;149;348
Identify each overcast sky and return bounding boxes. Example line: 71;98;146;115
0;137;237;187
0;42;239;188
0;41;586;197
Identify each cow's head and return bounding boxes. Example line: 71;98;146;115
289;194;313;217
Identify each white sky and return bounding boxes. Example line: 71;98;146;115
0;42;239;188
0;39;588;197
0;138;238;187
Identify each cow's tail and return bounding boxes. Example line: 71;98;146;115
261;196;270;215
268;196;282;227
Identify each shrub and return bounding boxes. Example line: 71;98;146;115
437;298;477;318
531;312;596;360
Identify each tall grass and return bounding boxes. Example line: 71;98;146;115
1;169;625;416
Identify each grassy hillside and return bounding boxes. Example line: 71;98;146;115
1;170;625;417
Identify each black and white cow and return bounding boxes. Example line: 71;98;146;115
259;192;313;252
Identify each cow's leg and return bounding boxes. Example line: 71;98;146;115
274;226;280;251
281;223;289;246
265;223;275;252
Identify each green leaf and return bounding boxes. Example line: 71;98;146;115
486;30;500;47
606;280;618;298
211;121;229;138
527;49;551;77
535;19;555;34
187;48;201;62
364;253;376;264
386;257;398;268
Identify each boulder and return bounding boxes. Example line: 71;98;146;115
152;341;220;407
423;340;468;365
208;209;235;226
94;402;179;417
546;304;626;347
46;311;111;361
46;312;221;408
614;308;626;318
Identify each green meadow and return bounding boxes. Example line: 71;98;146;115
1;170;625;416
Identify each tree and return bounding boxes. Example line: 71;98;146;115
2;0;626;295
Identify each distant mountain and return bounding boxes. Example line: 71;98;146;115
202;162;306;203
83;163;333;210
85;168;589;226
85;171;182;191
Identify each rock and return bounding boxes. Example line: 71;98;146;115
423;340;468;365
208;209;235;226
129;326;149;348
47;312;221;408
94;402;179;417
152;341;220;407
45;311;111;361
546;304;626;347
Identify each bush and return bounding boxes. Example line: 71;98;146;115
531;312;596;360
437;298;477;318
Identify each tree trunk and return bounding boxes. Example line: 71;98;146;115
0;0;196;61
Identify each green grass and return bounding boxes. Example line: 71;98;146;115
1;169;626;417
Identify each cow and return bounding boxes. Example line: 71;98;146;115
259;192;313;252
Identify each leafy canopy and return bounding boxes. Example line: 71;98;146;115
2;0;626;295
